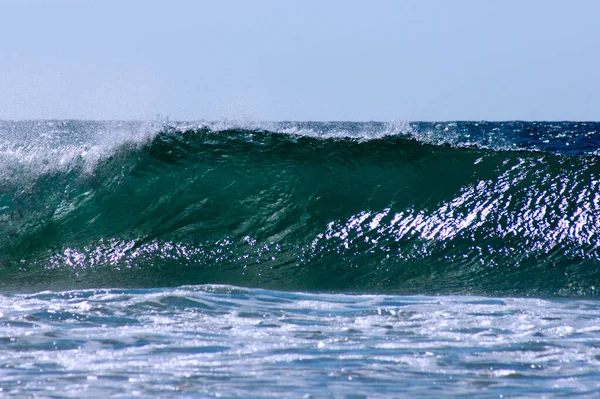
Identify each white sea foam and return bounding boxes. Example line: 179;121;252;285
1;286;600;398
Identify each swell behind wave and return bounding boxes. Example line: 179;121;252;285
1;123;599;296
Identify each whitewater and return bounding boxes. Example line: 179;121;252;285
1;120;600;397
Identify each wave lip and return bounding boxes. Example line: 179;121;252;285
1;121;599;296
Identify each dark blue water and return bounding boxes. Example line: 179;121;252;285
1;120;600;397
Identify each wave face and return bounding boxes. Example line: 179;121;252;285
1;120;600;296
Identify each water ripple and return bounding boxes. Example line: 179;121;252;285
2;285;600;397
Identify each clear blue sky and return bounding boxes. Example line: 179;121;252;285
1;0;598;121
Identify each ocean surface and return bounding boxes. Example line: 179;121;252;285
1;120;599;397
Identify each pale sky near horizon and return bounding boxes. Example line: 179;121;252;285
0;0;598;121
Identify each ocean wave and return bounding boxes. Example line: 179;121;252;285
1;121;599;295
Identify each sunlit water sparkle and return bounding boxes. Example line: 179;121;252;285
2;120;600;397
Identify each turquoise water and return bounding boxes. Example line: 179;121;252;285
1;120;600;397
